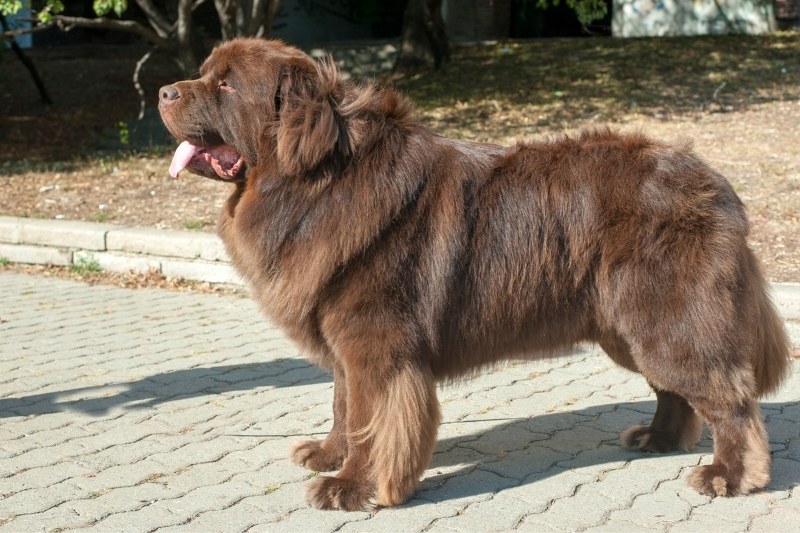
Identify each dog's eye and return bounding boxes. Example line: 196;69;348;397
218;79;235;93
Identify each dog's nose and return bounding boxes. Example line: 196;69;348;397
159;85;180;103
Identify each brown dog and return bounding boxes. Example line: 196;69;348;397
159;38;791;510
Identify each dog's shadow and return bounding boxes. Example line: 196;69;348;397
2;359;797;500
0;358;330;418
416;400;800;503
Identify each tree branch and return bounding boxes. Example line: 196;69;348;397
133;0;172;37
1;21;55;41
53;15;175;50
133;47;156;120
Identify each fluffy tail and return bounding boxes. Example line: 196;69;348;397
747;248;792;396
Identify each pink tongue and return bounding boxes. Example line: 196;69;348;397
169;141;201;178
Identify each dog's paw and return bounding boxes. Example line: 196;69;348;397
291;439;346;472
687;464;759;497
305;475;377;511
688;464;734;496
621;425;680;453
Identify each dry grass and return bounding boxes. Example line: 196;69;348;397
1;34;798;283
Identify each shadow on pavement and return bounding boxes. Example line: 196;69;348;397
0;358;331;418
2;360;798;498
418;400;800;502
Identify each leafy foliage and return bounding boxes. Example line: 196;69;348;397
1;0;283;76
93;0;127;18
535;0;607;25
0;0;65;23
0;1;23;17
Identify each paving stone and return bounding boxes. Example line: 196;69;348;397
748;505;800;532
766;456;800;492
476;444;571;482
158;501;265;533
668;490;782;533
255;507;370;532
426;492;530;532
64;483;175;524
238;480;308;520
0;460;91;494
88;503;187;532
0;504;94;532
521;483;628;531
340;499;459;532
416;468;521;510
0;271;798;532
584;518;663;532
607;480;701;528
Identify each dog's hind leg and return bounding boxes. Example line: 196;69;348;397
600;334;703;453
291;360;349;472
624;341;770;496
615;308;771;496
621;388;703;453
680;246;792;496
687;398;770;496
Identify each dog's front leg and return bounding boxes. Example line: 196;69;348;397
291;360;349;472
304;326;441;511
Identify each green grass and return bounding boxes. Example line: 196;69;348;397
70;255;102;276
0;257;9;267
183;220;205;231
92;212;109;223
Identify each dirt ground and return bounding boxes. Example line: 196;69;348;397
1;38;798;282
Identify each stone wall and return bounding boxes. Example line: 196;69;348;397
612;0;775;37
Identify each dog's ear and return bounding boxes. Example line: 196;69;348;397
276;58;352;177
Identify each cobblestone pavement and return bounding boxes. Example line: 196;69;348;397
1;272;799;532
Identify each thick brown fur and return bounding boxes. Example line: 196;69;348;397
159;38;792;510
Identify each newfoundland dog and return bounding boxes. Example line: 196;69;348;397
159;38;791;511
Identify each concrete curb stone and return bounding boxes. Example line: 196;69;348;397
0;216;238;285
0;242;72;266
105;226;230;261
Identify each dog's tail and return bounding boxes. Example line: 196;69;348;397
747;248;792;397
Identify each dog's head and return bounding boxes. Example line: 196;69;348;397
158;38;358;182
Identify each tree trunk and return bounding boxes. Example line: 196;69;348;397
214;0;237;40
394;0;451;74
257;0;282;37
175;0;198;77
0;14;53;105
215;0;281;39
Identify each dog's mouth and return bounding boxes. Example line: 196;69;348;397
169;141;246;181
